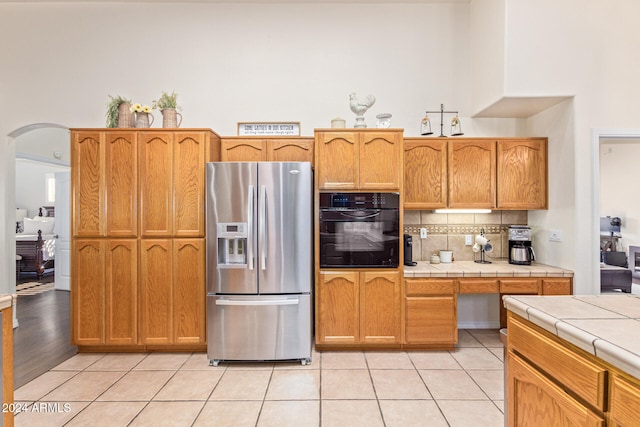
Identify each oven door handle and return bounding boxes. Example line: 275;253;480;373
339;210;381;220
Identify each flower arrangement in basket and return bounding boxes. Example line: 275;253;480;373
106;95;133;128
153;91;182;128
129;102;154;128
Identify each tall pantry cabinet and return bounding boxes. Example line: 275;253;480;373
70;129;220;350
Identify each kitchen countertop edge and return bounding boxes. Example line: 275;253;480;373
404;260;574;278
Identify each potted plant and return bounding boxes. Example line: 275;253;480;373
153;91;182;128
106;95;133;128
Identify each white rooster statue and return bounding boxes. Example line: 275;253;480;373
349;93;376;128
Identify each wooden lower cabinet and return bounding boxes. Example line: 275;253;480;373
316;270;400;346
505;312;640;427
106;239;138;345
73;239;138;346
404;279;457;347
508;353;605;427
140;238;206;346
73;238;205;349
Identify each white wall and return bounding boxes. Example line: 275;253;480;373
600;140;640;252
469;0;505;113
501;0;640;293
2;0;640;301
15;159;69;219
0;1;526;299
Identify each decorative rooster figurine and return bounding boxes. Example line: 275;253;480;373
349;93;376;128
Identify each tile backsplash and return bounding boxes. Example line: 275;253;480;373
403;211;528;262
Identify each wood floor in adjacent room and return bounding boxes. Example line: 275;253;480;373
13;286;77;389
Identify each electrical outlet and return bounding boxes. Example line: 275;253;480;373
420;227;427;239
548;230;563;242
465;234;472;245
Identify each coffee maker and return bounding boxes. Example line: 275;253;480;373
404;234;417;266
508;225;535;265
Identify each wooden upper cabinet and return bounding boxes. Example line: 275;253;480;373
316;131;359;189
105;131;137;237
221;137;314;164
315;130;402;190
403;139;447;209
72;131;105;237
359;132;402;190
173;132;206;237
221;138;267;162
268;138;314;163
497;138;548;209
139;131;173;237
448;139;496;208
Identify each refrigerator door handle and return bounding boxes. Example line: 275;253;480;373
259;184;267;270
215;299;299;306
247;184;255;270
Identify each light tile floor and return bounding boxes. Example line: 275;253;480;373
14;329;505;427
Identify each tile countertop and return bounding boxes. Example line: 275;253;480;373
0;294;12;310
404;260;574;278
503;294;640;381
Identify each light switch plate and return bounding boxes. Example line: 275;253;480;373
420;227;427;239
465;234;472;245
548;230;563;242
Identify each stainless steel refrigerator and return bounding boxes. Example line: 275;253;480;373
206;162;313;366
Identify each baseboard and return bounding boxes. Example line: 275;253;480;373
458;321;500;329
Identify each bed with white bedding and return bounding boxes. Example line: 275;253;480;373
16;206;56;279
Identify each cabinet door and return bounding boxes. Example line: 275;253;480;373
316;271;359;344
404;139;447;209
105;239;137;345
139;132;173;237
268;138;314;164
448;140;496;208
221;138;268;162
72;239;105;345
497;139;547;209
140;239;173;345
316;132;358;190
507;353;605;427
105;131;137;237
173;239;206;345
360;271;401;344
173;132;206;237
71;131;105;237
359;132;402;190
405;279;457;345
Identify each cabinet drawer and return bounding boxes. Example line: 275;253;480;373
405;279;456;296
458;279;498;294
500;278;539;293
609;374;640;426
541;278;572;295
509;315;607;410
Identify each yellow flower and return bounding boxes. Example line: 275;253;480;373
142;105;151;113
131;103;143;113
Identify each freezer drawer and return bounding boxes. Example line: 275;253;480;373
207;294;312;365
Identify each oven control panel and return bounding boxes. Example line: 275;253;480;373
319;192;400;209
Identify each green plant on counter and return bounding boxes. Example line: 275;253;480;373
152;91;180;111
106;94;132;128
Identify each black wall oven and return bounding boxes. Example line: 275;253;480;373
319;192;400;268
